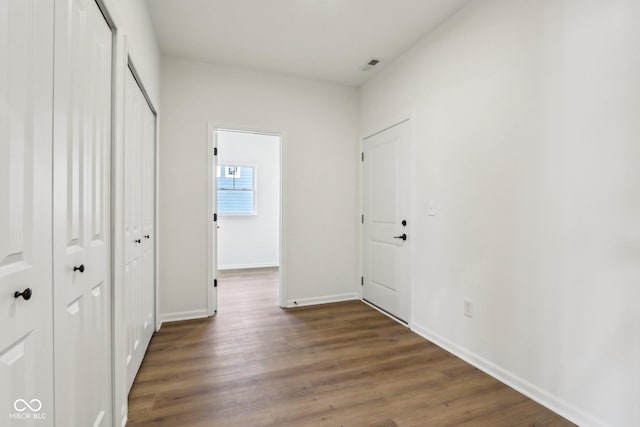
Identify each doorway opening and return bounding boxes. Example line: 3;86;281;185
207;127;284;316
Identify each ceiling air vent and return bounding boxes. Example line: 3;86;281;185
360;58;382;72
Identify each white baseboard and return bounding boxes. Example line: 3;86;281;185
411;322;605;427
218;262;279;270
160;309;209;324
286;292;359;308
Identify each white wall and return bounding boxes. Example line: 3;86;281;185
112;0;160;106
159;57;360;318
217;131;280;270
360;1;640;426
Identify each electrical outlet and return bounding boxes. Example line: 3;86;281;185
464;300;473;318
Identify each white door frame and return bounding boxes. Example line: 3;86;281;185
207;124;287;313
111;38;159;426
125;58;158;330
361;116;414;327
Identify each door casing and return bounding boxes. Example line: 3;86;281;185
361;117;414;326
207;125;287;312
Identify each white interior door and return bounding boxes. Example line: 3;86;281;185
141;83;156;348
207;127;219;316
124;67;155;392
363;120;412;322
1;1;54;424
52;0;113;425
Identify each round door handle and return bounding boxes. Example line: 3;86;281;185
394;233;407;241
14;288;32;300
135;239;141;244
73;264;85;273
144;235;150;239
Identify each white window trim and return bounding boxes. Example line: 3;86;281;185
217;162;258;217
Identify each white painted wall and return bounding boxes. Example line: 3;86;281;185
360;1;640;426
112;0;160;105
217;131;280;270
159;57;360;317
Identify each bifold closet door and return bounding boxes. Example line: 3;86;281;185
0;1;55;425
52;0;113;425
124;68;156;392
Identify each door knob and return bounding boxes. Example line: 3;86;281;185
135;239;141;244
144;235;150;239
14;288;32;300
73;264;85;273
394;233;407;241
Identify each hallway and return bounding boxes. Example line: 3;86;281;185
127;269;572;426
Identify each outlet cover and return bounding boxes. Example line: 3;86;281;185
464;300;473;318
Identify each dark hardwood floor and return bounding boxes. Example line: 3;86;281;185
127;268;573;426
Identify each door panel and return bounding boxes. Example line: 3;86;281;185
0;0;54;424
363;121;412;322
141;90;155;335
53;0;113;425
124;69;142;390
124;68;155;392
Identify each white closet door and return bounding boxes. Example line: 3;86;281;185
124;68;155;392
0;1;54;425
52;0;113;425
141;89;156;347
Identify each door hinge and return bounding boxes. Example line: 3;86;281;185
361;276;364;286
361;152;364;162
214;279;218;288
213;213;218;222
214;147;218;156
361;214;364;224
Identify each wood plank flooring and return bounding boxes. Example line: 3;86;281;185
127;268;573;426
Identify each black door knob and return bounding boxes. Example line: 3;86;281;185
14;288;32;300
73;264;85;273
394;233;407;241
135;239;141;244
144;235;150;239
401;220;407;227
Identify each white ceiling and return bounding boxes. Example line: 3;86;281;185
147;0;471;87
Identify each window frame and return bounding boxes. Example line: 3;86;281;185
216;163;258;217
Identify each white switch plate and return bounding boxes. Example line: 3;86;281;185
464;299;473;318
428;205;436;216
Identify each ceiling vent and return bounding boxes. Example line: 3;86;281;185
360;58;382;72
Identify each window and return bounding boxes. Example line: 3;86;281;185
217;165;256;215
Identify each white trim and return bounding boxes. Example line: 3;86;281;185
111;31;128;427
410;322;606;427
363;117;411;140
161;309;209;324
361;116;414;324
207;124;287;311
361;112;414;141
218;262;279;270
112;35;160;427
287;293;360;308
206;124;218;316
217;162;258;216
